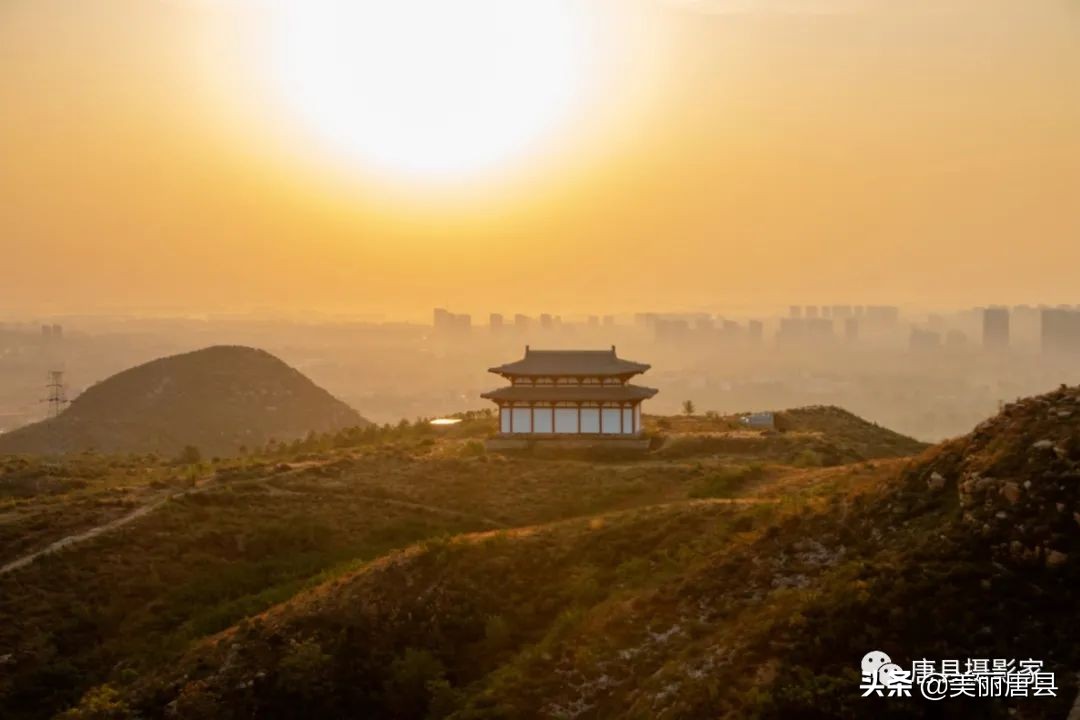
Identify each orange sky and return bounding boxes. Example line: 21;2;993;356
2;0;1079;320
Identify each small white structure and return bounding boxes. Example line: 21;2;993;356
741;411;775;429
481;346;658;438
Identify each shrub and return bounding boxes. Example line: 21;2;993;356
58;684;132;720
689;464;765;498
384;648;447;718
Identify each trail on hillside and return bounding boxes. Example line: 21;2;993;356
0;486;200;576
0;463;510;577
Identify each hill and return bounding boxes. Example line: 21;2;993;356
2;393;1075;719
106;389;1077;719
652;405;927;464
0;346;368;458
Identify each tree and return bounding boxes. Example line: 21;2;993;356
682;400;696;416
176;445;201;465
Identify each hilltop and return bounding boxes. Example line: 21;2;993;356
653;405;927;465
2;394;1076;719
0;346;368;458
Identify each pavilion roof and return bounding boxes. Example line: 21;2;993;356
480;384;658;403
488;347;650;377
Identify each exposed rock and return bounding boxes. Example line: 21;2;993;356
1046;550;1068;568
1000;482;1021;504
927;472;946;492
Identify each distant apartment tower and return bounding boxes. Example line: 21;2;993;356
789;306;802;319
489;313;504;332
982;307;1010;351
587;315;599;328
866;306;899;327
1041;308;1080;356
909;328;942;352
654;318;690;342
805;305;819;319
777;317;832;345
514;314;532;331
844;318;859;342
945;329;968;349
433;307;471;334
602;315;615;327
747;320;763;343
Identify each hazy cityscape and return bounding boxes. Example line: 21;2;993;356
3;302;1079;442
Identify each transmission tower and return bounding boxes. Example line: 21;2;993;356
44;370;68;419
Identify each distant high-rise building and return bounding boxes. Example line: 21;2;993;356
489;313;504;332
909;328;942;352
831;305;853;319
806;317;832;340
634;313;657;328
433;307;470;334
866;305;899;327
694;316;714;332
747;320;763;342
982;307;1010;351
51;324;62;340
946;329;968;349
540;313;553;330
777;318;804;343
777;317;832;345
789;306;802;319
602;315;615;327
1042;308;1080;356
587;315;599;328
844;318;859;342
822;306;832;319
805;305;819;319
514;314;532;331
654;319;690;342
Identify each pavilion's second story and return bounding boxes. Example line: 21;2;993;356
487;346;650;387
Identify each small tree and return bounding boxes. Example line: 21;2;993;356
176;445;202;465
682;400;696;416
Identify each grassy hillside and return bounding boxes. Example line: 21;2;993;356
0;346;368;458
11;402;1062;719
100;389;1076;719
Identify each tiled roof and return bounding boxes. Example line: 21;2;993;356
488;347;650;377
480;384;658;403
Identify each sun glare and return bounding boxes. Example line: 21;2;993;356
269;1;590;181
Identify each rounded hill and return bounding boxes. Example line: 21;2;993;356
0;346;368;457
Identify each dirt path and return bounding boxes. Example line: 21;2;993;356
0;465;508;577
0;485;203;576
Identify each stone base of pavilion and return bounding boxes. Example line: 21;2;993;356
484;434;651;452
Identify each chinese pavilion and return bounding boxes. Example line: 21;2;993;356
481;346;658;439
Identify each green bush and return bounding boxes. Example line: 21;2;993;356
689;464;765;498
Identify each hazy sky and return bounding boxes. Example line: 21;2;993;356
2;0;1079;319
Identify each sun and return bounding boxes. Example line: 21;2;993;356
269;1;591;181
